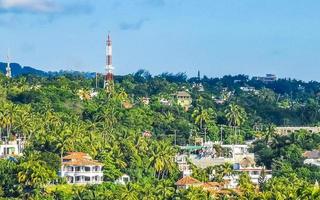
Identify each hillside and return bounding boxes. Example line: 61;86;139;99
1;71;320;199
0;62;47;77
0;62;96;78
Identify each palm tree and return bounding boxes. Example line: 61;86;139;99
192;107;215;131
155;179;175;200
18;153;57;190
262;124;276;145
149;140;177;179
0;102;19;138
221;162;233;177
118;183;140;200
299;183;320;200
224;103;247;127
53;123;73;177
184;187;210;200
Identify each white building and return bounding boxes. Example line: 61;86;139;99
141;97;150;105
187;144;255;168
60;152;103;184
115;174;131;185
175;154;192;177
223;157;272;189
159;98;172;106
303;150;320;167
0;138;25;157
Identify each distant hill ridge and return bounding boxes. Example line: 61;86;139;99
0;62;95;78
0;62;47;77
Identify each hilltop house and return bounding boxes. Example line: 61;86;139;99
175;91;192;111
60;152;104;184
141;97;150;105
115;174;131;185
253;74;277;83
303;150;320;167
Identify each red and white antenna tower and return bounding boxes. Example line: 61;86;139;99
104;32;114;90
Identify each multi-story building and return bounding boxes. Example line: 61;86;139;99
175;154;192;177
60;152;103;184
0;137;25;157
175;91;192;111
223;157;272;188
186;143;255;168
253;74;277;83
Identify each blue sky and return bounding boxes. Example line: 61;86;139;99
1;0;320;81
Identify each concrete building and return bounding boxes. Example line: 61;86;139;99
175;91;192;111
303;150;320;167
186;144;255;168
141;97;150;105
159;98;172;106
175;176;201;190
275;127;320;135
60;152;103;184
223;157;272;188
175;154;192;177
115;174;131;185
253;74;277;83
0;138;24;157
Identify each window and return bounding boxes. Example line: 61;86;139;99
84;176;90;182
75;176;81;182
75;167;81;172
68;176;74;183
85;167;91;172
252;171;259;175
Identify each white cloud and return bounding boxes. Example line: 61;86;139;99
0;0;61;13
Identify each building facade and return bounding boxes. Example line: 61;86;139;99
175;91;192;111
60;152;103;184
0;137;25;157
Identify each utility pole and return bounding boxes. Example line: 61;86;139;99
174;130;177;146
220;126;224;145
204;128;207;144
95;72;98;89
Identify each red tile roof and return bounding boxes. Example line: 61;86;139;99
62;152;103;166
201;182;222;189
303;150;320;159
175;176;201;186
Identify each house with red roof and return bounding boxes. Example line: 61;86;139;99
60;152;104;184
175;176;201;189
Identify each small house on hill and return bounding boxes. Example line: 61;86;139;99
175;176;201;189
175;91;192;111
303;150;320;167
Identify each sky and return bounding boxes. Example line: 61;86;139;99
1;0;320;81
